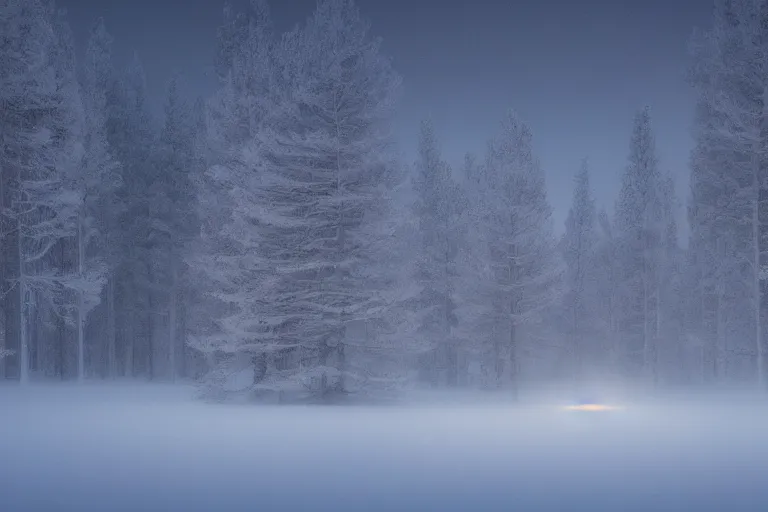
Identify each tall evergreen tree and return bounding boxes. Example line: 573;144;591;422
462;111;561;393
594;208;620;368
614;107;665;384
107;53;157;378
153;74;200;381
561;159;599;380
186;0;277;396
688;0;768;388
411;120;463;386
253;0;402;399
0;0;85;382
658;174;684;383
81;17;122;378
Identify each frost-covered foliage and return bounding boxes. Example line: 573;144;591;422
459;111;562;391
687;0;768;389
0;0;98;382
410;120;465;387
613;108;665;381
560;159;601;378
3;0;767;396
79;17;122;378
186;0;279;393
0;4;199;383
191;0;404;401
611;108;683;386
103;52;200;380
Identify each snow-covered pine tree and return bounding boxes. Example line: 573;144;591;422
454;151;498;387
594;208;620;369
456;152;495;387
655;173;683;384
106;53;158;378
613;107;665;385
0;0;36;380
247;0;402;400
0;0;84;382
411;119;463;387
186;0;277;397
688;0;768;389
153;74;200;380
81;17;122;378
48;5;110;382
462;111;561;393
560;158;599;381
342;156;420;397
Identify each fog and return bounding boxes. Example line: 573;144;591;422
4;0;768;509
1;384;767;512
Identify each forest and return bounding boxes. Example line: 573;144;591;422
1;0;766;402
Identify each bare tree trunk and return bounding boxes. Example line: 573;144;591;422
642;241;650;384
168;261;177;382
608;245;619;371
493;338;504;389
77;211;85;382
18;218;28;384
754;88;767;391
1;162;20;380
753;161;764;390
128;295;136;377
509;321;518;400
107;277;116;378
509;241;519;400
334;342;346;394
179;283;188;379
0;166;5;381
252;352;267;384
445;289;457;387
144;258;155;381
56;239;66;380
446;342;458;387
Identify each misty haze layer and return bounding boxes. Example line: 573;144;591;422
1;0;768;462
2;385;768;512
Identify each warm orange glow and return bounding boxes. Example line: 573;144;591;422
564;404;616;412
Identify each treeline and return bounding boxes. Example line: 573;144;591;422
0;0;766;400
0;0;199;382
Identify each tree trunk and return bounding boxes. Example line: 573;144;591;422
18;217;29;384
493;339;504;389
755;87;768;391
179;283;188;379
334;343;346;394
445;343;458;387
168;260;177;382
146;260;155;380
572;294;582;385
655;261;662;388
714;237;725;383
107;277;117;378
509;320;518;400
57;239;66;380
509;243;519;399
445;291;457;387
1;163;20;380
128;294;136;377
753;161;764;390
252;352;267;384
77;211;85;382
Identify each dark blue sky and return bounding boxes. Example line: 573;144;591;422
59;0;713;236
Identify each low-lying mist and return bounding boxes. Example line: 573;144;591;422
1;383;767;512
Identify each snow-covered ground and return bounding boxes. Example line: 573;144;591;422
1;382;767;511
